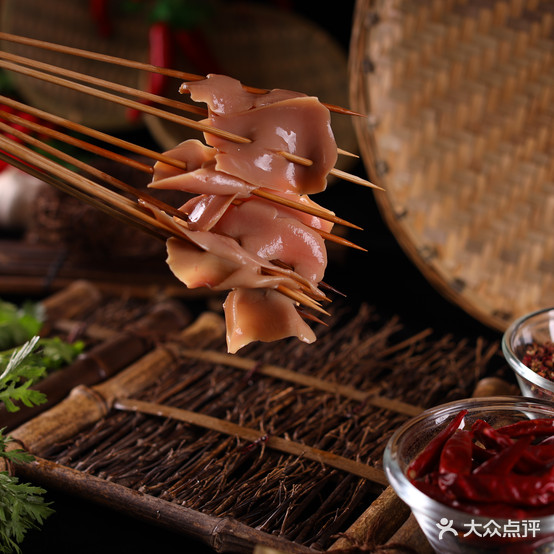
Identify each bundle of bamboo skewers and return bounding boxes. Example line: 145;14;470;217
0;31;379;317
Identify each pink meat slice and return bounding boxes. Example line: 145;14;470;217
212;198;327;284
205;97;336;195
166;237;299;291
223;288;316;353
253;190;335;233
180;193;236;231
181;74;305;115
182;75;337;195
150;157;256;198
152;139;215;181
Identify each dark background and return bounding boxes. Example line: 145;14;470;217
18;1;503;552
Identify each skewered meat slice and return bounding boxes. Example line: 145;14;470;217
223;288;316;354
182;75;337;195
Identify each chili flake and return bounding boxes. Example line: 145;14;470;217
522;341;554;381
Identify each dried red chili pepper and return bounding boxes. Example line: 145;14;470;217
472;419;544;474
127;20;173;122
89;0;113;38
174;27;222;76
497;418;554;439
473;435;532;475
471;419;513;450
147;21;173;96
408;409;554;519
441;467;554;507
406;408;467;480
439;430;473;475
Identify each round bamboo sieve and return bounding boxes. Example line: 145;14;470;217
349;0;554;332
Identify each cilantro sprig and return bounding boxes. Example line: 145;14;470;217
0;298;85;552
0;335;84;413
0;432;54;554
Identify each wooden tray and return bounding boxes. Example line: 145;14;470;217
349;0;554;332
7;281;516;553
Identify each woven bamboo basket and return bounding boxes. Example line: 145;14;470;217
349;0;554;332
7;281;516;553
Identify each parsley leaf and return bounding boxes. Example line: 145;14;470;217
0;304;84;553
0;471;54;554
0;336;84;413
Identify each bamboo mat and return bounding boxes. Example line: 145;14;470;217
349;0;554;333
8;281;516;553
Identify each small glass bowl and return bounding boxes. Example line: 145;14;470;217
502;307;554;400
383;396;554;553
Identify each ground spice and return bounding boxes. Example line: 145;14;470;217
522;341;554;380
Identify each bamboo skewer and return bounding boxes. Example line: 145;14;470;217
0;58;249;143
0;131;333;314
0;36;381;190
0;112;189;223
0;107;365;250
0;31;364;117
0;94;188;171
0;49;207;117
0;97;362;231
0;47;359;159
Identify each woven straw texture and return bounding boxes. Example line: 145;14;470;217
349;0;553;331
1;0;150;131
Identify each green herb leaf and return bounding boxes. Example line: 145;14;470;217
0;298;85;552
0;301;43;352
0;471;54;553
0;336;84;413
0;337;48;413
0;432;33;465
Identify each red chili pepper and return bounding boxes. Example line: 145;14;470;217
148;21;173;95
439;430;473;475
127;20;173;122
409;409;554;521
498;418;554;439
406;409;467;480
173;27;222;76
441;467;554;507
89;0;112;38
472;419;545;474
472;419;514;450
473;436;533;474
471;442;494;463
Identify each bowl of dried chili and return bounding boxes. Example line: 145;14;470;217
384;396;554;553
503;307;554;401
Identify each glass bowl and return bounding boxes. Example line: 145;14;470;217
502;307;554;400
383;396;554;553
